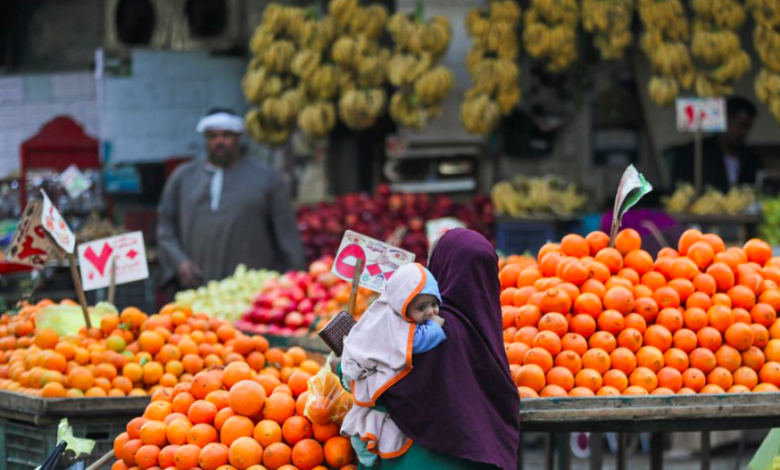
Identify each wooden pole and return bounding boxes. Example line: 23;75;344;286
85;450;114;470
108;258;117;305
694;124;703;195
347;259;363;317
66;252;92;330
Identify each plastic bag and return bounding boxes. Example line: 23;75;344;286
35;303;118;337
305;353;354;425
750;429;780;470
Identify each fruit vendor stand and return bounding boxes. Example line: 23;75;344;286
519;394;780;470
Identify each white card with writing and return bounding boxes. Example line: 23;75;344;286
77;231;149;291
41;190;76;253
331;230;415;293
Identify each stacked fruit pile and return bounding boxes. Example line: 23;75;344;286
462;1;521;136
0;303;310;398
662;183;756;215
491;177;588;217
332;0;391;131
582;0;633;60
690;0;751;97
501;229;780;397
175;266;280;322
235;257;378;337
750;0;780;122
523;0;579;73
296;185;495;264
640;0;696;106
112;353;357;470
386;9;454;130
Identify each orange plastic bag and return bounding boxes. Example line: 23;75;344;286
305;353;354;425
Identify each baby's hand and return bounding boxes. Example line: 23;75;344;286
431;315;445;327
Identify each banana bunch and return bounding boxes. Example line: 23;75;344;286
305;65;340;101
463;1;521;135
338;88;386;130
523;0;579;73
296;17;338;52
328;0;359;32
691;0;750;97
386;9;454;130
665;183;757;214
661;183;697;213
461;94;501;136
755;68;780;122
638;0;694;106
348;4;389;41
582;0;633;60
492;177;588;216
749;0;780;123
242;60;284;104
298;102;337;138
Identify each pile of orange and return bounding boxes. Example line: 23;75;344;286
0;303;322;399
112;363;356;470
500;229;780;397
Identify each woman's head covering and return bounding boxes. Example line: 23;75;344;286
380;229;520;470
341;263;429;408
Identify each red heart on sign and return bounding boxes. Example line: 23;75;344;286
84;243;113;276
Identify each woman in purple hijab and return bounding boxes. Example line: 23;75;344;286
374;228;521;470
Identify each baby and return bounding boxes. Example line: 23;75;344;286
340;263;446;466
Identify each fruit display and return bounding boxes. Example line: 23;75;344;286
491;177;588;217
175;266;280;322
296;185;495;264
639;0;695;106
462;1;521;136
582;0;634;60
332;1;391;131
662;183;757;215
750;0;780;123
244;5;310;144
386;8;455;130
690;0;751;97
502;229;780;397
235;257;378;337
111;353;357;470
759;195;780;246
0;301;308;398
523;0;579;73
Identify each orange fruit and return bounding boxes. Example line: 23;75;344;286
539;290;572;315
745;239;772;265
617;328;644;353
263;392;296;424
586;231;610;255
733;366;759;389
574;368;603;392
752;324;770;348
545;366;574;392
610;347;637;374
555;350;583;374
692;273;717;296
254;420;283;448
625;313;648;333
707;263;736;292
729;285;757;310
538;312;568;337
174;444;201;470
615;229;641;255
188;423;219;447
707;366;734;390
656;367;683;392
653;287;681;310
506;343;530;366
603;369;628;392
581;348;611;374
644;325;673;352
221;415;255;447
569;315;597;339
696;327;723;352
629;367;658;392
672;329;698;354
589;331;617;353
707;305;735;333
656;308;684;333
597;310;625;335
754;383;780;392
688;241;715;270
678;229;703;255
140;420;168;447
682;368;706;392
292;439;324;470
514;327;538;347
282;416;313;446
533;331;562;356
198;442;229;470
561;234;589;258
188;400;218;425
167;418;193;446
595;248;623;274
573;293;602;318
664;348;690;373
690;348;717;373
751;303;777;327
603;287;635;314
724;323;755;351
670;258;699;281
192;371;223;399
229;380;267;418
636;346;664;373
743;346;767;372
323;437;354;469
228;436;264;470
686;292;712;311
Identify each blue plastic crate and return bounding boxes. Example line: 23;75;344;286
496;220;559;257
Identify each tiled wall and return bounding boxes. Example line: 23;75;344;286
0;72;99;177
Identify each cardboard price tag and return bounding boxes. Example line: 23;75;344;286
77;231;149;291
4;200;50;268
610;165;653;244
41;190;76;254
332;230;416;293
426;218;465;248
676;98;727;133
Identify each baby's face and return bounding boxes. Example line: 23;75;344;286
407;294;440;324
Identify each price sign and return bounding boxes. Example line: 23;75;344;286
610;165;653;244
332;231;415;293
676;98;727;133
78;231;149;291
41;190;75;254
4;200;50;268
